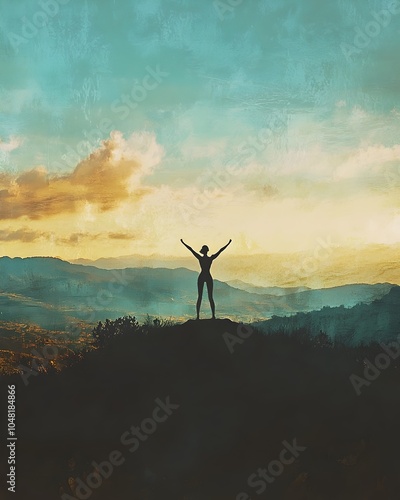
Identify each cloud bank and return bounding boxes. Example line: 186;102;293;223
0;131;164;220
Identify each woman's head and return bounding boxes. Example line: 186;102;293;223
200;245;209;255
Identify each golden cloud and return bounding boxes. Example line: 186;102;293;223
0;228;49;242
57;232;102;246
108;232;136;240
0;132;163;220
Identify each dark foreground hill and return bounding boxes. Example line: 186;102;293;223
1;319;400;499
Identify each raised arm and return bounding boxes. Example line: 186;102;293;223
180;239;201;259
211;239;232;260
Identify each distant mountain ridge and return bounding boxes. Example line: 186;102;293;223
69;245;400;288
254;286;400;345
226;279;310;295
0;256;395;333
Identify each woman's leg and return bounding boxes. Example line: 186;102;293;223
206;277;216;319
197;277;205;319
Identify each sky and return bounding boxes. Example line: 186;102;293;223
0;0;400;275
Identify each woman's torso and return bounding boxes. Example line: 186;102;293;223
199;255;213;276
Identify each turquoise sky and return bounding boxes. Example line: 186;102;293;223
0;0;400;260
1;0;399;173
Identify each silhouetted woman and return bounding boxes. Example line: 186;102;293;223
180;238;232;319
